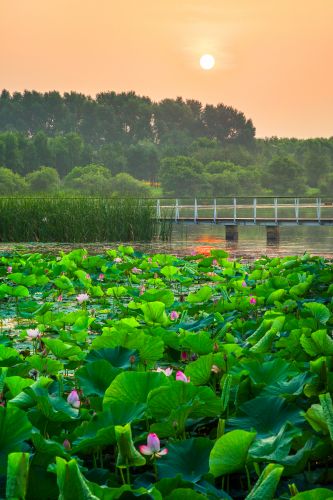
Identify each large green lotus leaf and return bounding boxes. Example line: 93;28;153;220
28;354;64;375
150;405;193;438
92;330;164;365
228;396;304;437
210;249;229;259
165;489;205;500
43;338;85;360
0;406;32;473
157;438;213;483
155;476;194;498
76;360;120;396
141;301;170;326
245;463;284;500
8;377;53;409
86;347;139;369
20;386;79;422
239;358;294;386
261;372;311;398
54;275;74;291
103;371;168;410
187;286;212;303
249;422;302;462
74;269;91;287
6;452;30;500
301;330;333;356
140;288;175;307
292;489;333;500
266;289;286;304
180;332;214;355
160;265;179;279
72;411;116;453
319;392;333;440
56;457;99;500
32;432;69;459
0;345;21;362
10;285;30;297
209;430;256;477
304;404;328;434
185;353;214;385
148;381;222;419
115;423;146;468
5;376;34;398
304;302;330;324
106;286;127;298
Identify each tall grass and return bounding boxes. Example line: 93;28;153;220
0;196;170;242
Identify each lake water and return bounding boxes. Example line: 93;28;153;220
1;223;333;259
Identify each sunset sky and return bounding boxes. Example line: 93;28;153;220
1;0;332;138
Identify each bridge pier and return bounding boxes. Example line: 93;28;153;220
225;225;239;242
266;225;280;244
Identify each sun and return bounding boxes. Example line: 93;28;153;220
200;54;215;70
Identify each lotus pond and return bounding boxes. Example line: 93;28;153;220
1;247;333;499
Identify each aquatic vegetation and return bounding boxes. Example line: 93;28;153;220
0;247;333;498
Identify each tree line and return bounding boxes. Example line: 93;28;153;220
0;90;332;196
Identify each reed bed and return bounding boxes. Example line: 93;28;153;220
0;196;170;242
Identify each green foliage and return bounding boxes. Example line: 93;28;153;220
0;249;333;498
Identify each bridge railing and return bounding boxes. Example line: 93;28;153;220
155;197;333;224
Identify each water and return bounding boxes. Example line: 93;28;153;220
1;224;333;259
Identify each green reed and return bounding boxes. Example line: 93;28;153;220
0;196;171;242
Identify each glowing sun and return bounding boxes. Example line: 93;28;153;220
200;54;215;70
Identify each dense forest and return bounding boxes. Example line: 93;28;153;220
0;89;332;196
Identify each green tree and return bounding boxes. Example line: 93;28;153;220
63;164;113;195
112;173;152;197
0;167;26;194
126;140;160;180
159;156;208;196
263;156;306;195
26;166;60;192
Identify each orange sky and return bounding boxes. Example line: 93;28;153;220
1;0;332;138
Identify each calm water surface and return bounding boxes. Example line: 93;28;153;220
1;224;333;259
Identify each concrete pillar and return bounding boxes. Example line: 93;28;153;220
266;225;280;244
225;225;239;242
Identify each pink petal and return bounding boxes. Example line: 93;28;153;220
176;370;189;383
158;448;168;456
147;433;160;452
139;445;153;455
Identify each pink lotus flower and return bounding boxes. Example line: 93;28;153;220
213;259;218;266
98;273;104;281
85;274;91;280
7;266;12;273
67;389;80;408
170;310;179;321
82;254;87;260
207;271;217;277
139;284;146;295
147;257;152;263
57;295;63;302
249;296;257;305
190;250;197;256
27;328;41;339
156;367;173;376
139;433;168;458
241;281;247;287
181;351;188;361
176;370;190;383
76;293;89;303
132;267;142;274
114;257;122;263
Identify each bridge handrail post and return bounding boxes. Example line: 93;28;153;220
175;199;179;223
253;198;257;223
213;199;217;223
156;199;161;220
194;198;198;223
295;198;299;223
317;197;321;223
274;198;278;224
233;197;237;223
